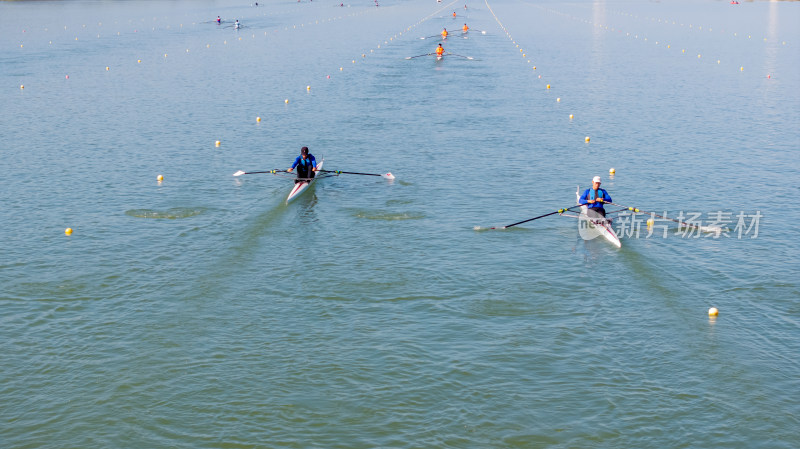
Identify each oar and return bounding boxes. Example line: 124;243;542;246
477;205;582;230
319;169;395;179
232;169;286;176
406;53;434;59
446;53;475;60
609;203;723;233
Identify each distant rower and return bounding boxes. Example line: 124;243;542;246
462;23;469;32
436;43;445;58
216;16;221;24
441;28;448;39
578;176;612;218
234;19;240;29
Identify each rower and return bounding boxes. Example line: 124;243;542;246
287;146;317;183
436;43;445;58
578;176;612;218
453;11;457;17
441;28;448;39
234;19;240;29
216;16;221;24
462;23;469;33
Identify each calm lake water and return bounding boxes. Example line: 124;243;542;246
2;0;798;447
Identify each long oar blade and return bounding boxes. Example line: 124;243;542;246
610;203;724;233
320;169;395;179
232;169;285;177
446;53;474;60
475;206;580;231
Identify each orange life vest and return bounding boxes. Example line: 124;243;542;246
436;46;444;56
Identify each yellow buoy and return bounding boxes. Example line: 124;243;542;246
533;66;536;70
65;228;73;236
215;140;221;147
285;99;289;104
556;98;561;102
569;114;574;120
20;84;24;89
740;66;744;71
256;117;261;122
106;66;110;71
137;59;141;63
307;86;311;91
708;307;719;316
157;174;164;182
585;136;590;142
609;168;615;174
546;84;550;89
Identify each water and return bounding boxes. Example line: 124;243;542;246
2;0;799;447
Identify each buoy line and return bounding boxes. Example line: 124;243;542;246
526;4;788;76
274;0;461;114
484;0;586;141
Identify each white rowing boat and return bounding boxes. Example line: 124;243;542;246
286;158;323;203
576;186;622;248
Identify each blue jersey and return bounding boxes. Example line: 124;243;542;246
579;188;612;209
291;154;316;169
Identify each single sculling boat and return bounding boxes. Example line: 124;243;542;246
286;158;324;203
575;185;621;248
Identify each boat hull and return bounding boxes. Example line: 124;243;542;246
579;205;622;248
576;186;621;247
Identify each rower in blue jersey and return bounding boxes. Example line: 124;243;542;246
287;146;317;183
579;176;612;217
